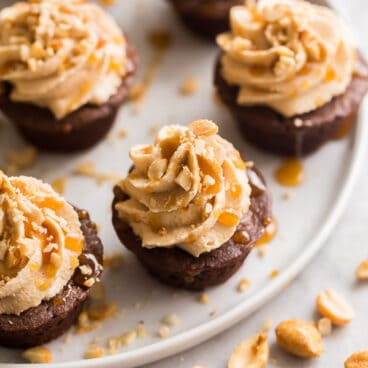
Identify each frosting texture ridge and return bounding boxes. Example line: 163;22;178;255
0;0;127;119
217;0;356;117
0;172;84;315
115;120;251;257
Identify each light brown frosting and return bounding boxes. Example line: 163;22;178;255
0;172;84;315
0;0;127;119
217;0;356;117
115;120;251;257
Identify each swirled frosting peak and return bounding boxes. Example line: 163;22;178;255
217;0;356;117
115;120;251;257
0;0;127;119
0;172;84;315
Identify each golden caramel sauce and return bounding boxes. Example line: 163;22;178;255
218;211;239;227
275;159;304;187
334;113;356;140
232;230;251;245
256;217;278;246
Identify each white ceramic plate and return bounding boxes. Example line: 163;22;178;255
0;0;366;367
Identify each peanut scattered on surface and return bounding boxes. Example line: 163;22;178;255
275;319;323;358
228;332;269;368
345;351;368;368
316;289;355;325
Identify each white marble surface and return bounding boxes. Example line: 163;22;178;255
145;1;368;367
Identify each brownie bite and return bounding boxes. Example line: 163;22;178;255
167;0;243;40
112;120;272;290
0;0;138;152
0;173;103;348
214;0;368;156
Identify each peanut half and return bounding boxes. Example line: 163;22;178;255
345;351;368;368
275;319;323;358
356;260;368;280
228;332;269;368
316;289;355;325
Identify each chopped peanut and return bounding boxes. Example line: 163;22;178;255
228;332;269;368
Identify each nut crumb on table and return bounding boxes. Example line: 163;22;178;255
228;331;269;368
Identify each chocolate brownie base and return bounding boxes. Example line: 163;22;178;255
112;167;272;291
215;54;368;156
168;0;242;40
0;208;103;349
0;43;138;153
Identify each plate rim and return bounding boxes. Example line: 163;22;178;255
9;93;368;368
5;2;368;368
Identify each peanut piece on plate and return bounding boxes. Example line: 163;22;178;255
22;346;53;364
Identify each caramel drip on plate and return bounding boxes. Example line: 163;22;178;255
275;159;304;187
334;113;356;140
256;217;278;246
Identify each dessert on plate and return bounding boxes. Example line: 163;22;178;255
0;172;103;348
0;0;137;152
215;0;368;156
167;0;243;39
112;120;272;290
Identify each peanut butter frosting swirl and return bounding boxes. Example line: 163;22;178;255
115;120;251;257
0;172;84;315
217;0;356;117
0;0;127;119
